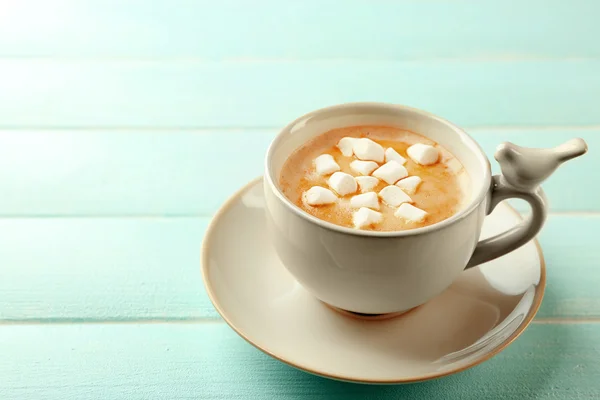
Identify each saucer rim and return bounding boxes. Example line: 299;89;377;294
201;177;547;384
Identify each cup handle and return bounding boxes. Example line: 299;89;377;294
465;138;587;269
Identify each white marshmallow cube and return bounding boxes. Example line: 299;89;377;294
337;137;357;157
352;138;384;163
355;176;379;193
350;192;379;210
407;143;439;165
395;176;422;194
372;160;408;184
304;186;337;206
314;154;340;176
328;172;357;196
395;203;428;222
385;147;407;165
353;207;382;229
379;185;413;207
350;160;379;176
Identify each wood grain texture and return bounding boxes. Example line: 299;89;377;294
1;60;599;128
539;216;600;319
0;218;214;322
0;0;597;397
0;323;599;399
0;129;594;216
0;215;596;322
1;0;598;60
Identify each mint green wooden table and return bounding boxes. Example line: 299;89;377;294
1;1;599;398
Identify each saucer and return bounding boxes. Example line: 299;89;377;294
202;177;545;384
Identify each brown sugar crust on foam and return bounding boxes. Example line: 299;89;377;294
279;126;469;232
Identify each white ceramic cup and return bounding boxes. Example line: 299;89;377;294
264;103;586;314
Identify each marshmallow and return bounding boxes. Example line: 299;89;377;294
355;176;379;193
395;176;422;194
314;154;340;176
353;207;382;229
350;160;379;176
337;137;357;157
304;186;337;206
385;147;407;165
379;185;413;207
352;138;384;163
372;161;408;184
350;192;379;210
407;143;439;165
395;203;428;222
328;172;357;196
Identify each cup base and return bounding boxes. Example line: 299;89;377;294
323;302;420;321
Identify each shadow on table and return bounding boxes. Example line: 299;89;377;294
230;320;570;399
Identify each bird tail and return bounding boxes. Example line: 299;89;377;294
554;138;588;162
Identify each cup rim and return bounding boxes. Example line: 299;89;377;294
265;102;492;238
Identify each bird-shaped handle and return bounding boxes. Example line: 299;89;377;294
494;138;588;191
466;138;587;269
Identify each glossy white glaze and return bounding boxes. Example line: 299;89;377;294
202;178;544;383
264;103;491;313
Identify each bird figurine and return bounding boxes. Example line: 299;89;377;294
494;138;587;191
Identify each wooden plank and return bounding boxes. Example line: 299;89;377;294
1;60;599;128
0;323;598;399
0;218;214;321
540;216;600;319
0;129;595;216
0;215;596;322
1;0;598;60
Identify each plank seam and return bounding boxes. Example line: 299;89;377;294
0;211;596;219
1;56;600;62
0;318;598;325
1;125;600;132
0;318;224;325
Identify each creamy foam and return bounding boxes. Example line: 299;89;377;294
279;125;471;231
